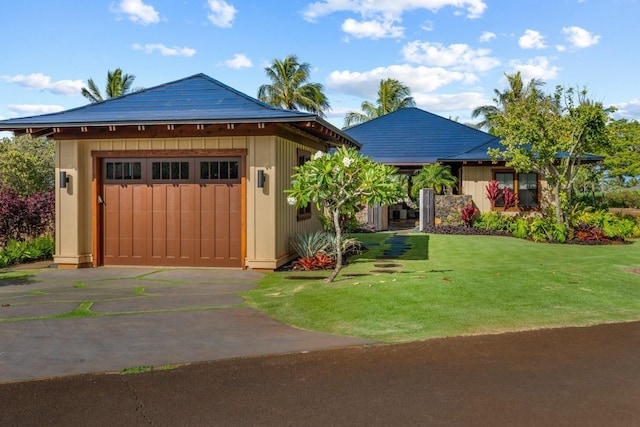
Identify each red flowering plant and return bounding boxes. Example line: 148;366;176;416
485;180;501;208
502;187;519;211
461;204;479;227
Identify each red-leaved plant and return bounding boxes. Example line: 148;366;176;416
485;180;501;207
0;188;54;246
461;204;479;227
502;187;518;211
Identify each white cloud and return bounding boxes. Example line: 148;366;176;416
562;26;600;48
8;104;65;115
342;18;404;39
326;64;475;99
111;0;160;25
402;41;500;72
132;43;196;57
207;0;237;28
421;20;434;32
613;99;640;120
508;56;560;81
479;31;495;43
1;73;84;96
224;53;253;69
413;91;490;113
519;29;546;49
303;0;488;21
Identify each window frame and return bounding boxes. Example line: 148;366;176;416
491;169;540;211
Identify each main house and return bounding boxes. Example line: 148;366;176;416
0;73;359;270
344;107;547;226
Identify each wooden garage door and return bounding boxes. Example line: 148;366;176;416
102;157;242;267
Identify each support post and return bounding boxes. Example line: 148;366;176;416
419;188;435;231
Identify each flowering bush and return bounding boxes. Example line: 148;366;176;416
0;187;54;247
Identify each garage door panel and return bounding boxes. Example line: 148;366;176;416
103;157;242;267
150;185;167;261
103;185;149;265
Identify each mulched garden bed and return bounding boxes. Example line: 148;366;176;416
422;225;627;245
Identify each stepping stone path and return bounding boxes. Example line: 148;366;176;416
379;234;411;259
370;233;411;273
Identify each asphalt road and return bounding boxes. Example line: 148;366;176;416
1;321;638;426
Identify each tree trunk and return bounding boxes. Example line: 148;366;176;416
326;208;342;283
554;182;563;224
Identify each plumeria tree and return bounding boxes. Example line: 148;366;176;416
286;147;403;282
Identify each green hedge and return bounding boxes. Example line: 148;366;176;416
604;190;640;209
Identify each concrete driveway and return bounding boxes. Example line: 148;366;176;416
0;267;373;383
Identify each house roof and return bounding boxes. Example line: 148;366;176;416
344;107;497;164
0;73;359;147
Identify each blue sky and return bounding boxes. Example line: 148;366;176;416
1;0;639;132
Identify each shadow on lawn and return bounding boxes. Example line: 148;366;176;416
357;234;429;261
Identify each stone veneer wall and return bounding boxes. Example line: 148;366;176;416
435;195;474;224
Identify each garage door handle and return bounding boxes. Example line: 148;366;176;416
98;195;104;204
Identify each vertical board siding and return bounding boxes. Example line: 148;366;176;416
461;166;492;213
275;137;322;261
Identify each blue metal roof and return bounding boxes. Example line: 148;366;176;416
344;107;498;164
0;73;360;147
0;73;319;127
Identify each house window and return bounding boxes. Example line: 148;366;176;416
493;171;539;209
103;159;144;183
297;149;312;220
151;160;190;181
197;157;241;183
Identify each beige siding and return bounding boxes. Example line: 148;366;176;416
461;165;493;212
274;138;322;264
245;135;276;269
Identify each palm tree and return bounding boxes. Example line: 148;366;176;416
411;163;458;197
344;78;416;128
81;68;139;103
257;55;330;117
471;71;545;132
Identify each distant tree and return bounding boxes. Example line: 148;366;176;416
344;78;415;128
286;147;403;282
472;71;545;133
257;55;330;117
488;81;612;223
411;163;458;197
81;68;140;103
0;135;54;197
600;119;640;187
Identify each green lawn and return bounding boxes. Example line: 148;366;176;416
241;233;640;342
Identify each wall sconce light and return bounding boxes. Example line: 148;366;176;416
60;171;69;189
257;170;265;188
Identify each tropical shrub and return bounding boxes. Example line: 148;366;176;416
411;163;458;197
473;211;512;232
289;231;331;259
289;230;362;271
0;235;54;268
460;204;478;227
510;217;530;239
